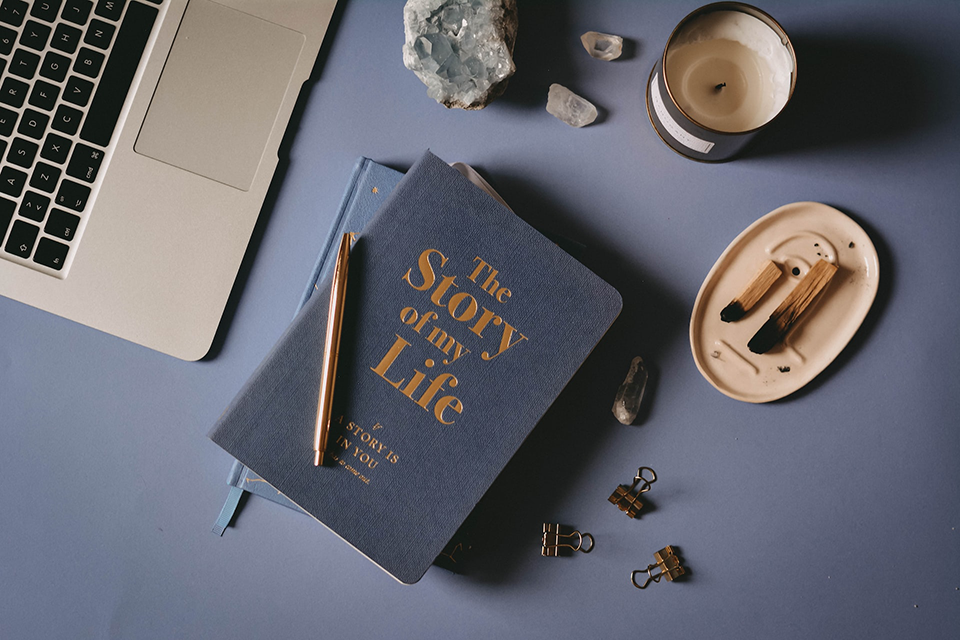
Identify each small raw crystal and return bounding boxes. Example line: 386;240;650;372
546;84;597;127
402;0;519;110
612;356;648;425
580;31;623;61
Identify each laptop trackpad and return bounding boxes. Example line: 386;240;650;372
135;0;305;191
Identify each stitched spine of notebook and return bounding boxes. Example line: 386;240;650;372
212;157;403;535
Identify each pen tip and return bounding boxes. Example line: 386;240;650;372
314;450;323;466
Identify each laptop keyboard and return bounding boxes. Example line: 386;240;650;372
0;0;160;277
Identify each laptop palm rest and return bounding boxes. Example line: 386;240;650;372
135;0;305;192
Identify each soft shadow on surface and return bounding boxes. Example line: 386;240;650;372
498;0;576;109
618;38;638;62
203;1;349;360
745;35;947;158
628;359;657;426
774;208;892;404
435;170;687;584
590;102;609;125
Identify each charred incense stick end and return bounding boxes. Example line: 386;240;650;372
748;318;781;354
720;301;745;323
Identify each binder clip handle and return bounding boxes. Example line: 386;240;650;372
568;531;594;553
633;466;657;494
631;546;685;590
542;524;594;556
631;567;658;590
548;530;594;554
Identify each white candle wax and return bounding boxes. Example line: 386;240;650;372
665;10;793;132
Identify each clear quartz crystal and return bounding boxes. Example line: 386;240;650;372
546;84;597;127
612;356;648;425
580;31;623;61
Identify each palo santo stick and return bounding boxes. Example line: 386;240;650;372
720;260;782;322
748;259;838;354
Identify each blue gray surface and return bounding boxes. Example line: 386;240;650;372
1;1;958;638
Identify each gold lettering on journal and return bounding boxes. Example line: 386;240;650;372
373;248;528;425
330;417;401;484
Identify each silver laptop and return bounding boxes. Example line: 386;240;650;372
0;0;338;360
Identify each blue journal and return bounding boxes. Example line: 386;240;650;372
209;151;622;583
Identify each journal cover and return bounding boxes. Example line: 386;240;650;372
209;151;622;583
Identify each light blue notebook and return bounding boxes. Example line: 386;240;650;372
213;158;404;535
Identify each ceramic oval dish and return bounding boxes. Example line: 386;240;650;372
690;202;879;403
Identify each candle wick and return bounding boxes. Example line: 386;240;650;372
715;82;726;92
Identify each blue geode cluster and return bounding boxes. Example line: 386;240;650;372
402;0;518;110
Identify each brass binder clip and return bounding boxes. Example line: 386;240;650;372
609;466;657;518
541;523;594;557
631;546;685;589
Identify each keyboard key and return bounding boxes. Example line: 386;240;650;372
52;104;82;134
19;190;49;220
42;219;74;249
33;236;68;269
30;161;60;192
19;19;51;50
0;105;17;135
31;0;63;23
0;164;26;196
51;22;81;53
0;77;28;107
29;80;60;111
4;219;38;257
41;133;71;163
35;236;70;270
61;0;92;26
7;136;37;167
55;178;89;210
44;207;79;240
63;75;93;106
17;108;49;139
0;138;6;159
0;195;13;231
0;24;15;54
73;46;104;78
40;50;71;81
94;0;124;22
67;143;103;182
0;0;28;27
80;1;156;146
10;48;40;79
83;18;114;49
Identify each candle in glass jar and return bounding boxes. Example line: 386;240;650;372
646;3;796;161
665;10;793;132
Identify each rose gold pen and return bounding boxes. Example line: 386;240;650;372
314;233;353;466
